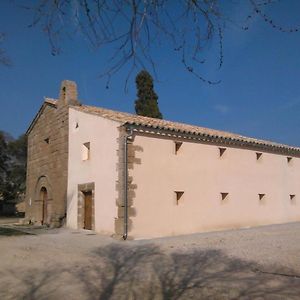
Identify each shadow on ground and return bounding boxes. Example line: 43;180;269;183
0;226;33;236
1;243;299;300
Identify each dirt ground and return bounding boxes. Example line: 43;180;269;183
0;222;300;300
0;217;22;225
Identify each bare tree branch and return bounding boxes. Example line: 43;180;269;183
3;0;299;85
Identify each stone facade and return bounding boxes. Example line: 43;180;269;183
25;81;79;227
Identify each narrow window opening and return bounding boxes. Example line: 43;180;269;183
290;194;296;200
175;141;183;155
75;122;79;128
219;147;226;157
82;142;90;161
258;193;265;201
287;157;293;163
256;152;262;160
221;192;228;201
44;137;49;144
62;86;66;101
175;191;184;205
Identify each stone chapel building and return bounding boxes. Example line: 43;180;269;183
25;80;300;239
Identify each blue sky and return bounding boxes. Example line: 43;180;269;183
1;1;300;146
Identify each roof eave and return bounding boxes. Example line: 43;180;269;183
124;122;300;157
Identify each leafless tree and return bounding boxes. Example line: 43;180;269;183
7;1;300;86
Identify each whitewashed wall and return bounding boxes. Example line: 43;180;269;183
130;134;300;238
67;108;120;234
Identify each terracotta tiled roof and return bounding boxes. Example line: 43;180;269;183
72;104;300;153
43;98;300;154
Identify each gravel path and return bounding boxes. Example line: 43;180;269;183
0;222;300;299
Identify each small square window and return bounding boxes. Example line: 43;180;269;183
174;141;183;155
175;191;184;205
82;142;90;161
290;194;296;200
287;157;293;163
219;147;226;157
258;193;265;201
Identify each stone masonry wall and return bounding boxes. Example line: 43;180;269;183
25;80;79;227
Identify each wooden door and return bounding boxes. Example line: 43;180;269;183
84;191;92;230
41;187;48;225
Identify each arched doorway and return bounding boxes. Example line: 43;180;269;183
40;187;48;225
34;176;53;225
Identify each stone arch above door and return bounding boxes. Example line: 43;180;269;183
34;176;53;200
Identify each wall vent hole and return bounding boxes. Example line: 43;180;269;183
219;148;227;157
175;191;184;205
256;152;262;160
221;192;229;201
175;141;183;154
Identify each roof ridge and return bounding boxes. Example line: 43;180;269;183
73;104;300;152
81;104;240;135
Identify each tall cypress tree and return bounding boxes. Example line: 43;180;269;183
134;70;163;119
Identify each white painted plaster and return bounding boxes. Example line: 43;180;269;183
130;134;300;238
67;108;120;234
